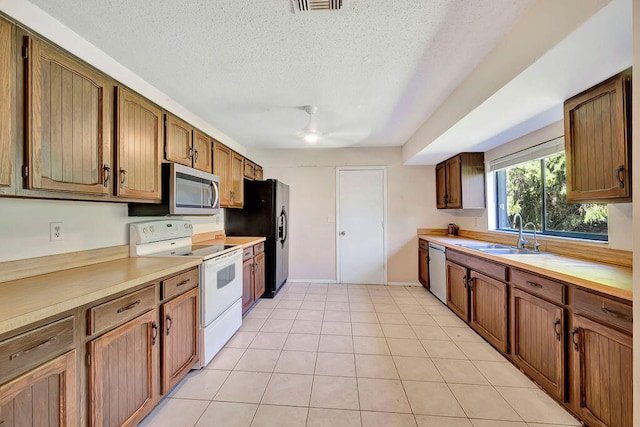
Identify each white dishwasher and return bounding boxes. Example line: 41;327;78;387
428;242;447;303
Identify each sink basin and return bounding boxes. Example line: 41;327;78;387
455;243;540;255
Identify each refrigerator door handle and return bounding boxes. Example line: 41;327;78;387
281;208;288;245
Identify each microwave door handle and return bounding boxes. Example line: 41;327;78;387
210;182;219;208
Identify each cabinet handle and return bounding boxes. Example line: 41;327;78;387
117;299;141;314
553;319;561;341
462;275;467;288
444;194;449;205
570;327;579;352
166;314;173;336
526;281;542;289
194;150;199;162
103;165;111;187
151;322;158;345
601;306;632;322
426;255;430;263
176;279;190;287
9;335;58;360
120;168;127;188
189;147;194;160
617;165;625;188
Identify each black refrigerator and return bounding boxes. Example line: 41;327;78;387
225;179;289;298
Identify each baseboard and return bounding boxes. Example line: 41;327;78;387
287;279;338;284
388;281;421;287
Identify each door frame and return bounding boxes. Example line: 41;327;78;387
335;166;388;285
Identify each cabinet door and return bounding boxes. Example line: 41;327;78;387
242;258;254;313
0;19;12;189
115;87;161;201
255;166;263;181
164;114;192;167
511;288;565;401
445;156;462;208
418;247;429;289
230;152;245;208
446;261;469;321
244;160;255;180
469;271;508;353
0;350;76;427
254;251;266;300
564;71;631;203
89;309;158;427
435;162;447;209
192;130;213;173
213;142;231;207
161;288;199;394
570;315;632;427
25;36;111;195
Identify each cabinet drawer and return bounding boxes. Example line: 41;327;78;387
0;316;75;384
510;269;565;305
574;288;632;334
254;242;265;255
88;285;156;336
447;249;507;281
419;239;429;251
243;246;254;262
162;268;199;300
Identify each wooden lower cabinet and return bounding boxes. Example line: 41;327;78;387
469;271;508;353
0;350;76;427
511;288;565;401
88;309;159;427
446;261;469;321
570;315;632;427
418;245;429;289
161;288;199;394
242;243;266;314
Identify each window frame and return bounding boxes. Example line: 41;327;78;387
493;154;608;242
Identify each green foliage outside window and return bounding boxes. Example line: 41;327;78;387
498;152;607;239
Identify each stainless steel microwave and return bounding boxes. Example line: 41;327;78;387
129;163;220;216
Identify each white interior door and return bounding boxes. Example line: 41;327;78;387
337;168;386;284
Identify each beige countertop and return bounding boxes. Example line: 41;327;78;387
0;256;201;336
419;234;632;302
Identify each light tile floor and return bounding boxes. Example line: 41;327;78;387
140;283;581;427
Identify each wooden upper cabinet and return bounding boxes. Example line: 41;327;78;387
192;130;213;173
24;36;111;196
570;315;632;427
0;19;12;190
255;166;264;181
0;350;76;427
435;163;446;209
244;160;256;180
564;70;631;203
115;87;162;201
213;141;232;207
436;153;485;209
230;152;244;208
511;288;565;402
164;114;193;167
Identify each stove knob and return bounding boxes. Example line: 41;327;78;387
143;227;148;234
184;223;188;229
189;224;193;229
149;226;155;232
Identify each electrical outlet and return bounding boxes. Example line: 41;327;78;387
50;222;64;241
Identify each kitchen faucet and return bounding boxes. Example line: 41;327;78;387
513;213;529;249
524;222;541;252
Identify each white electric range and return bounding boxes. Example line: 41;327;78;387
129;219;243;367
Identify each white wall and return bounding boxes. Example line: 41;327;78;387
0;198;223;262
248;147;455;283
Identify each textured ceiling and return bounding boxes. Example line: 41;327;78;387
26;0;534;149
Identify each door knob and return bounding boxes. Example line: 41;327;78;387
340;231;346;236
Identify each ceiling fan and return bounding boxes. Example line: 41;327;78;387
298;105;323;144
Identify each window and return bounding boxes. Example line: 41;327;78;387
494;151;608;241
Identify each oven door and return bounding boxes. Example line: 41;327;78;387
200;250;243;327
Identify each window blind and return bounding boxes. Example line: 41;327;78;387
487;136;565;172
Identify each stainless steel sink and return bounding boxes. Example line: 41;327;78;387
455;243;540;255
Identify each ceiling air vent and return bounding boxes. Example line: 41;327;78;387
297;0;344;11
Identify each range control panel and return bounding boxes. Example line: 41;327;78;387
130;220;193;245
